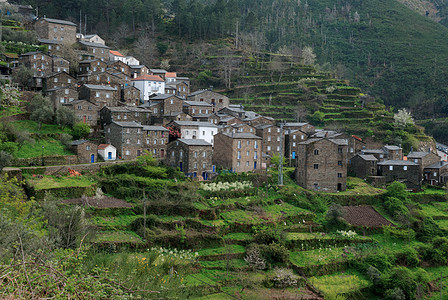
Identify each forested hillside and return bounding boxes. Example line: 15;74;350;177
13;0;448;119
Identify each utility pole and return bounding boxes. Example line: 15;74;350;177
278;121;284;186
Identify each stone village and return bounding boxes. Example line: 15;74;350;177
7;16;448;193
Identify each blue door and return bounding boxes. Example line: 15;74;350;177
254;162;257;169
292;151;296;159
91;154;95;163
202;172;207;180
179;162;183;171
108;152;112;160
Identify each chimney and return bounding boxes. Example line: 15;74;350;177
410;146;413;152
325;131;329;138
209;86;213;91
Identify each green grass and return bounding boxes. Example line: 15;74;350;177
309;270;370;296
220;210;264;225
17;138;74;158
290;247;351;267
198;245;246;257
263;202;311;219
11;120;71;135
184;269;238;286
419;204;448;218
199;259;248;269
26;175;95;190
90;214;140;231
0;105;23;118
332;177;385;195
435;219;448;230
413;187;447;195
223;232;253;241
94;231;143;243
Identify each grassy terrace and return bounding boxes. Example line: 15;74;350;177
26;174;96;190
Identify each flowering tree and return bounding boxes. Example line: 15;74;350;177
394;108;414;129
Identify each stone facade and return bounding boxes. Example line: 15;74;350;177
407;150;441;176
296;138;348;192
348;154;378;179
52;57;70;73
167;139;213;178
183;101;213;116
100;106;151;126
284;122;315;135
382;145;403;160
150;95;184;116
77;41;110;61
19;52;53;77
34;18;77;45
71;140;98;164
377;160;421;189
47;87;78;108
255;124;282;159
104;121;144;160
284;129;308;162
63;100;99;126
187;90;229;111
45;72;77;90
79;59;108;74
123;86;141;106
424;161;448;186
213;132;262;173
79;84;118;108
143;125;169;159
108;60;132;76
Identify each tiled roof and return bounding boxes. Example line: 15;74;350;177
132;74;164;82
109;50;124;57
177;139;212;146
173;121;217;128
98;144;112;150
165;72;177;78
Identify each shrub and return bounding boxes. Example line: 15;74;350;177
384;197;408;218
260;243;290;266
244;245;267;270
432;237;448;255
396;247;419;267
366;265;382;287
72;122;90;140
325;203;348;231
384;266;419;300
253;226;284;245
385;182;408;202
414;216;441;242
384;288;405;300
270;268;300;288
364;253;394;272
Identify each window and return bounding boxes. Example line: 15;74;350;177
338;161;343;166
268;136;271;142
246;161;249;166
237;141;241;149
314;164;319;169
202;131;205;136
172;151;175;157
268;128;271;133
180;151;183;158
87;116;92;120
106;93;111;99
86;145;91;150
170;99;173;104
154;108;158;114
126;139;130;144
267;146;271;151
301;135;305;140
193;131;197;136
337;173;342;178
403;166;408;171
192;109;196;114
434;172;437;176
389;166;394;171
117;115;121;120
95;92;100;98
237;151;241;159
380;154;384;158
293;135;296;140
254;141;258;149
276;146;280;151
125;150;130;155
247;141;250;145
246;151;250;156
254;151;258;159
65;89;69;95
194;163;198;169
186;130;189;135
414;159;418;163
314;149;319;155
293;142;296;147
88;106;92;110
146;139;149;144
154;139;157;144
77;105;82;110
202;163;206;169
54;78;58;83
203;152;206;158
250;128;253;132
194;151;198;158
338;147;343;153
237;161;240;167
126;128;130;133
277;137;280;142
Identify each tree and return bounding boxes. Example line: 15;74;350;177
0;151;12;172
294;103;308;122
55;106;75;129
12;66;33;90
268;56;287;82
28;95;54;130
302;46;316;65
160;59;170;70
14;131;34;151
394;108;414;129
72;122;91;140
133;34;157;65
219;51;241;89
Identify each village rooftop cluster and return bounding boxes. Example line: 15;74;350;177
5;16;448;193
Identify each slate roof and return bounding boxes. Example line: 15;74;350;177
221;132;262;139
173;121;217;128
425;161;448;169
184;101;213;107
78;41;110;49
299;138;347;145
82;84;117;91
254;124;273;129
188;90;208;96
38;38;62;44
357;154;378;161
362;149;387;154
111;121;143;128
143;125;169;131
407;151;431;159
41;18;77;26
177;139;212;146
71;139;89;146
284;122;309;127
378;160;419;166
383;145;401;151
150;69;167;73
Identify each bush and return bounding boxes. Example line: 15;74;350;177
270;268;301;288
244;245;267;270
253;226;284;245
384;288;405;300
72;122;90;140
246;243;290;268
396;247;419;267
384;197;408;218
414;216;441;242
364;253;394;272
325;203;348;231
385;182;408;202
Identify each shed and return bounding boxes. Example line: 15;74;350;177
98;144;117;161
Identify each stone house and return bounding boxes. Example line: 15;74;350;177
104;121;144;160
108;60;132;77
183;101;213;116
71;140;98;163
45;71;77;90
407;150;441;176
98;144;117;161
284;129;308;162
19;52;53;77
34;18;77;45
243;114;276;127
167;139;213;178
81;34;106;45
187;89;229;111
123;86;141;106
218;114;243;125
79;84;118;108
46;87;78;107
361;149;388;161
213;132;262;173
79;59;108;74
76;41;110;61
63;100;99;126
132;74;165;100
149;69;167;80
296;138;348;192
169;121;218;145
150;94;184;115
52;56;70;73
382;145;403;160
166;80;190;98
154;112;193;126
218;105;245;119
424;161;448;186
100;106;151;126
130;65;150;78
192;113;220;124
220;123;256;135
348;154;378;179
143;125;169;159
38;39;62;54
377;160;421;190
284;122;315;135
254;124;283;160
77;72;123;97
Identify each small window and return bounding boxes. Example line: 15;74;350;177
126;128;130;133
237;161;240;167
267;146;271;151
246;161;249;166
203;152;206;158
314;164;319;169
126;139;130;144
268;136;271;141
246;151;250;156
268;128;271;133
434;172;437;177
414;159;418;163
238;141;241;149
389;166;393;171
86;145;91;150
125;150;130;155
314;149;319;155
194;163;198;169
337;173;342;178
88;106;92;111
338;147;343;153
107;128;110;133
180;151;183;158
137;139;141;144
202;163;206;168
95;92;100;98
338;160;343;166
293;142;296;147
403;166;408;171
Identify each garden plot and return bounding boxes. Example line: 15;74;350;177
93;230;144;245
198;245;246;261
62;196;133;208
419;203;448;220
309;271;370;297
342;205;393;227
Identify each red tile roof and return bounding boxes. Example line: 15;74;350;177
165;72;177;78
132;74;164;82
98;144;111;150
109;50;124;57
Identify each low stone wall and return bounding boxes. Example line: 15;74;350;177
20;160;132;176
13;155;79;167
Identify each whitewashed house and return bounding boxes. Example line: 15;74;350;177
98;144;117;160
171;121;218;146
132;74;165;101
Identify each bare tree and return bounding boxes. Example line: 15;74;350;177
219;51;241;89
160;59;170;70
295;103;308;122
269;56;287;82
132;34;157;66
302;46;316;65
